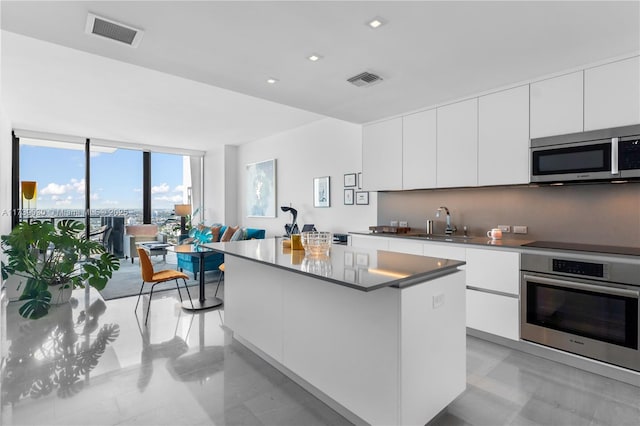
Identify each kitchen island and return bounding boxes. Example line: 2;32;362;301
203;238;467;426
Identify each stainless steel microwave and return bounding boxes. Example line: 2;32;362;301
530;124;640;183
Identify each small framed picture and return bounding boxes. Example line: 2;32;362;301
357;172;363;189
355;191;369;205
344;173;357;187
344;188;354;205
313;176;331;208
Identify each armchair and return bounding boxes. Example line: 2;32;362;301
123;224;167;263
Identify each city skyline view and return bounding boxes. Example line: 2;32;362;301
20;144;189;215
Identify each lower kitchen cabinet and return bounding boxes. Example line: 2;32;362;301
388;239;423;255
350;234;522;341
350;234;390;250
422;243;466;262
466;248;520;294
466;288;519;340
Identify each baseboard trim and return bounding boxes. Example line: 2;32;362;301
467;328;640;387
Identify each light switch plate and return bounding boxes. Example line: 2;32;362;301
514;225;528;234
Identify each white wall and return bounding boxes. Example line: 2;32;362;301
0;104;11;236
234;117;376;237
203;146;225;224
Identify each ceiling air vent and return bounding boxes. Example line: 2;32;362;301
85;13;144;48
347;71;383;87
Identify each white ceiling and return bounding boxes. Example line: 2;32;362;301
2;1;639;151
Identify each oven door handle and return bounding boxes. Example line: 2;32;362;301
523;274;639;298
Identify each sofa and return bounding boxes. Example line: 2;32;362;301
177;225;266;280
123;224;167;263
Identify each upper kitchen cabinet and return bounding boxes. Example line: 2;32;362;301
402;109;437;189
530;71;583;139
362;117;402;191
437;98;478;188
478;85;530;185
584;56;640;131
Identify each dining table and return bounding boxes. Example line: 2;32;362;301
168;244;223;311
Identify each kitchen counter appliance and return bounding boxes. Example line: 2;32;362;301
520;244;640;371
530;124;640;184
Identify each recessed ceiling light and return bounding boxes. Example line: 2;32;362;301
266;78;279;84
307;54;322;62
367;17;385;29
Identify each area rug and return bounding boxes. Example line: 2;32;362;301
98;258;222;301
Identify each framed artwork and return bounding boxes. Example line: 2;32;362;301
344;188;354;205
246;159;276;217
344;173;357;187
355;191;369;205
313;176;330;208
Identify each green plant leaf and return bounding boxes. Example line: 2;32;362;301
18;289;52;319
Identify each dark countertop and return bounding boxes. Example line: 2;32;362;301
349;231;533;250
202;238;466;292
349;231;640;259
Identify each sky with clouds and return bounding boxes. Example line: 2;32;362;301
20;145;187;211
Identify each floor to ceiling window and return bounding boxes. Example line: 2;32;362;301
90;145;143;225
19;138;86;224
150;152;191;240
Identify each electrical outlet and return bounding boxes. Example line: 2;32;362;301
498;225;510;233
399;220;408;227
390;220;398;227
513;225;528;234
433;293;445;309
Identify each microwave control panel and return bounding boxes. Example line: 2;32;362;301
619;138;640;170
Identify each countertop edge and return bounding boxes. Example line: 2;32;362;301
203;242;466;292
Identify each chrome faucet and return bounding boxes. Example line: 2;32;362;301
436;206;457;235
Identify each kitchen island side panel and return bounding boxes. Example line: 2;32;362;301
400;270;467;425
282;275;401;425
224;256;284;361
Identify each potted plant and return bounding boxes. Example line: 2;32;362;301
1;219;120;319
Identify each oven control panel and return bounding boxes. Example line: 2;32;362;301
552;258;609;279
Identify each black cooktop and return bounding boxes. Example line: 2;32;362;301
522;241;640;257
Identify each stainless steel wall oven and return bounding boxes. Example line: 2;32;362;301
521;250;640;372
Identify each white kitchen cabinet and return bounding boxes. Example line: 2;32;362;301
437;99;478;188
362;117;402;191
466;289;519;340
422;242;466;262
388;238;423;255
478;85;530;185
585;56;640;131
530;71;584;138
403;109;437;189
466;248;520;295
350;234;390;251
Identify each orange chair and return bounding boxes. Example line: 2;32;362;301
215;263;224;299
136;247;194;324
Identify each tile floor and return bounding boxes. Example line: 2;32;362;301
1;282;639;426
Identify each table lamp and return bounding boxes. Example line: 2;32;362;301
174;204;192;234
